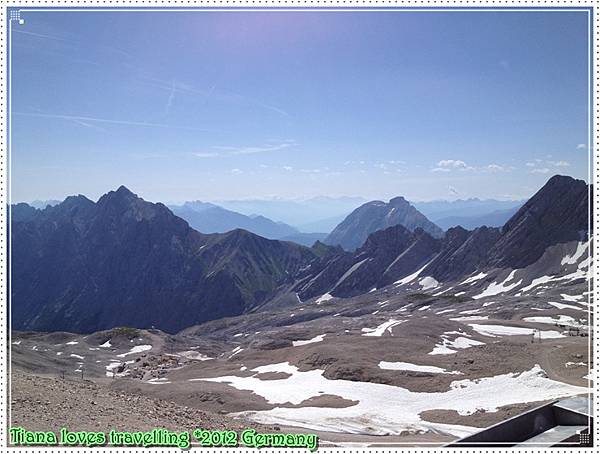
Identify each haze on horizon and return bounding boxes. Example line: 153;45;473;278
10;10;590;204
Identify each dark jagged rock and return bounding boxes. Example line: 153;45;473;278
486;175;589;269
324;196;443;251
11;203;39;222
423;226;501;281
297;225;440;299
11;187;315;334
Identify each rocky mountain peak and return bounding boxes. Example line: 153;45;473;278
389;196;409;205
488;174;588;268
324;196;443;251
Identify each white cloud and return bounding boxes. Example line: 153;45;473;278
486;164;504;172
432;159;476;172
164;80;176;116
525;162;536;167
530;168;550;174
576;143;587;150
231;168;243;175
283;166;293;171
215;140;295;156
192;140;295;159
437;159;468;169
549;160;570;167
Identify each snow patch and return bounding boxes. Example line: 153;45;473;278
560;293;584;302
316;293;334;304
379;361;461;374
419;276;439;290
450;316;489;322
468;324;564;339
293;334;326;347
473;273;522;299
361;319;405;337
548;301;585;311
429;336;484;355
178;351;213;361
116;344;152;358
394;258;435;285
195;362;586;437
561;242;587;265
459;272;488;285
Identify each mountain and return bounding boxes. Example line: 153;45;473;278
298;175;590;300
216;196;366;230
11;187;315;334
170;201;299;240
296;225;440;299
486;175;589;269
29;199;62;210
324;197;444;251
11;203;39;222
296;214;348;234
279;232;328;247
10;175;589;334
433;206;520;231
412;198;525;221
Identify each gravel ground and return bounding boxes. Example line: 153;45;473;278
9;368;264;434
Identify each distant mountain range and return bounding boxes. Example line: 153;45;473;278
324;196;444;250
432;207;520;231
11;175;589;334
214;196;367;232
169;201;302;240
412;198;525;221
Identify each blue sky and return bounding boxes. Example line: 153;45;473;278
10;10;590;203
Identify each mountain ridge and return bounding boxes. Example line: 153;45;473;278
324;196;444;250
11;187;316;334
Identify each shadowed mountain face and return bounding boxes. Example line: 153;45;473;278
486;175;590;269
324;197;444;251
296;225;441;299
11;187;315;334
170;202;299;240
